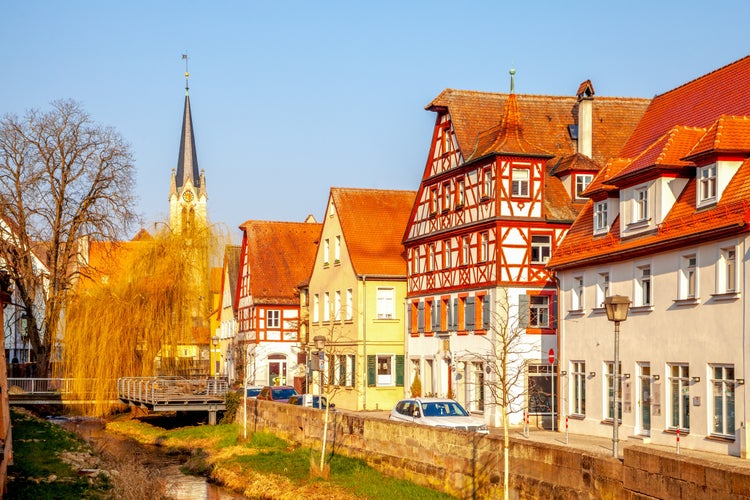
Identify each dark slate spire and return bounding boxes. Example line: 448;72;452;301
176;54;200;189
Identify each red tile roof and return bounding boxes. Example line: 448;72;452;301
427;89;650;166
550;153;601;176
619;55;750;158
239;220;322;305
331;188;416;276
685;115;750;161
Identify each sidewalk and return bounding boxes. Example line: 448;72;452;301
498;425;750;469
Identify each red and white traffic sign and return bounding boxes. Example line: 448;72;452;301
548;348;555;365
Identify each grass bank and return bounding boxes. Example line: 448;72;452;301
107;416;453;499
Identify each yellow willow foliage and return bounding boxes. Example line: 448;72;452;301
60;222;226;416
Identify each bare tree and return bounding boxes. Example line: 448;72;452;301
0;100;138;375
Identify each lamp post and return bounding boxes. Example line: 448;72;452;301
313;335;326;396
603;295;631;458
211;336;220;382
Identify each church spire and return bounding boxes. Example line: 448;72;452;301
176;53;200;190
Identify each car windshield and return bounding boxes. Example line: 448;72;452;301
421;401;470;417
273;388;297;399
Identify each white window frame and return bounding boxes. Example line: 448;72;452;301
711;365;735;437
323;292;330;322
594;200;609;233
313;294;320;323
323;238;330;265
530;234;552;264
482;167;492;198
511;167;530;197
636;264;652;307
529;295;549;328
377;354;395;386
717;246;738;294
267;309;280;329
345;288;353;321
376;287;395;320
462;235;470;265
679;254;698;300
575;174;593;199
334;290;341;321
596;272;610;309
571;276;584;311
443;239;452;269
633;187;649;222
698;164;717;205
334;235;341;262
668;364;690;431
456;178;465;206
571;361;586;416
606;361;622;422
480;232;489;262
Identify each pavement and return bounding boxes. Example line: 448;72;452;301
343;409;750;469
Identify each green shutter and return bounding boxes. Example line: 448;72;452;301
396;355;404;386
367;355;376;387
466;297;475;330
519;294;530;328
417;302;425;333
483;294;491;329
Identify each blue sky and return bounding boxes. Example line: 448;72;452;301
2;1;749;242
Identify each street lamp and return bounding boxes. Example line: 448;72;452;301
603;295;630;458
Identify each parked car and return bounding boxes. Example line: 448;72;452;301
287;394;334;409
389;398;489;433
236;386;263;398
257;385;299;403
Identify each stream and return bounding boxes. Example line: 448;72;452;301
52;416;244;500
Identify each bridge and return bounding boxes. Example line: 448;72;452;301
8;377;229;425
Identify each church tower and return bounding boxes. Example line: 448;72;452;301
170;55;208;233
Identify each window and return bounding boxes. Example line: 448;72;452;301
698;164;717;204
346;288;353;321
482;167;492;198
636;265;652;306
334;290;341;321
669;364;690;431
594;201;608;232
443;239;452;269
323;238;330;264
267;309;280;328
456;178;465;207
461;235;470;265
575;174;593;198
430;187;439;214
481;294;491;330
596;272;609;308
679;254;697;300
634;187;649;222
376;287;395;319
571;361;586;415
571;276;584;310
511;168;529;197
334;235;341;262
480;232;489;262
529;295;549;328
711;365;735;436
377;354;394;386
428;243;437;272
313;294;320;323
412;247;420;274
530;235;552;264
606;362;622;422
442;182;451;211
718;247;737;293
345;354;355;387
323;292;330;322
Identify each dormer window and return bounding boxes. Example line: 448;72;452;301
575;174;593;199
511;168;530;197
594;200;608;233
634;187;649;222
698;164;717;205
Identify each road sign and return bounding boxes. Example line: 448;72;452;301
548;348;555;365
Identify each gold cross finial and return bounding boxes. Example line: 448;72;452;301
182;53;189;95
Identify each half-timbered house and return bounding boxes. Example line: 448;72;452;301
403;72;650;427
236;220;321;390
548;55;750;457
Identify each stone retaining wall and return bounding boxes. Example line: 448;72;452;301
242;399;749;499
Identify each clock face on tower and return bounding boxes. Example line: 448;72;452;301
182;190;194;202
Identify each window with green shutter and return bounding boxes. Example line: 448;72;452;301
367;355;376;387
465;297;475;330
519;294;530;328
482;294;491;329
396;355;404;386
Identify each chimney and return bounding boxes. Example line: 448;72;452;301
576;80;595;158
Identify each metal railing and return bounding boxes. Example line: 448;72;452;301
117;376;228;406
8;378;78;394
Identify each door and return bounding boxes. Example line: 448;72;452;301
268;354;287;386
639;363;651;436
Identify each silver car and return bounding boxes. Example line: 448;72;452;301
389;398;489;433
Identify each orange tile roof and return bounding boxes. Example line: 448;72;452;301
549;153;601;176
619;55;750;158
331;187;417;276
685;115;750;161
239;220;322;305
427;89;650;166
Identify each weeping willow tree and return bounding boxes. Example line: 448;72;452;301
59;221;226;416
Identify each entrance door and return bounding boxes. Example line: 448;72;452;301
638;363;651;436
268;354;287;386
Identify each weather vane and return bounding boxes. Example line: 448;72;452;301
182;53;189;94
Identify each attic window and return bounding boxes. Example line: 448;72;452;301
568;125;579;140
575;174;593;198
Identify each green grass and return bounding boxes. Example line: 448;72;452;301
7;408;111;499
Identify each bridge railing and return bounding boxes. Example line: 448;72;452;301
8;378;77;394
117;376;228;405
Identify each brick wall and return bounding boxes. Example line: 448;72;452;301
242;400;750;499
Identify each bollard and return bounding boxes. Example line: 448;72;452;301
676;428;681;454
